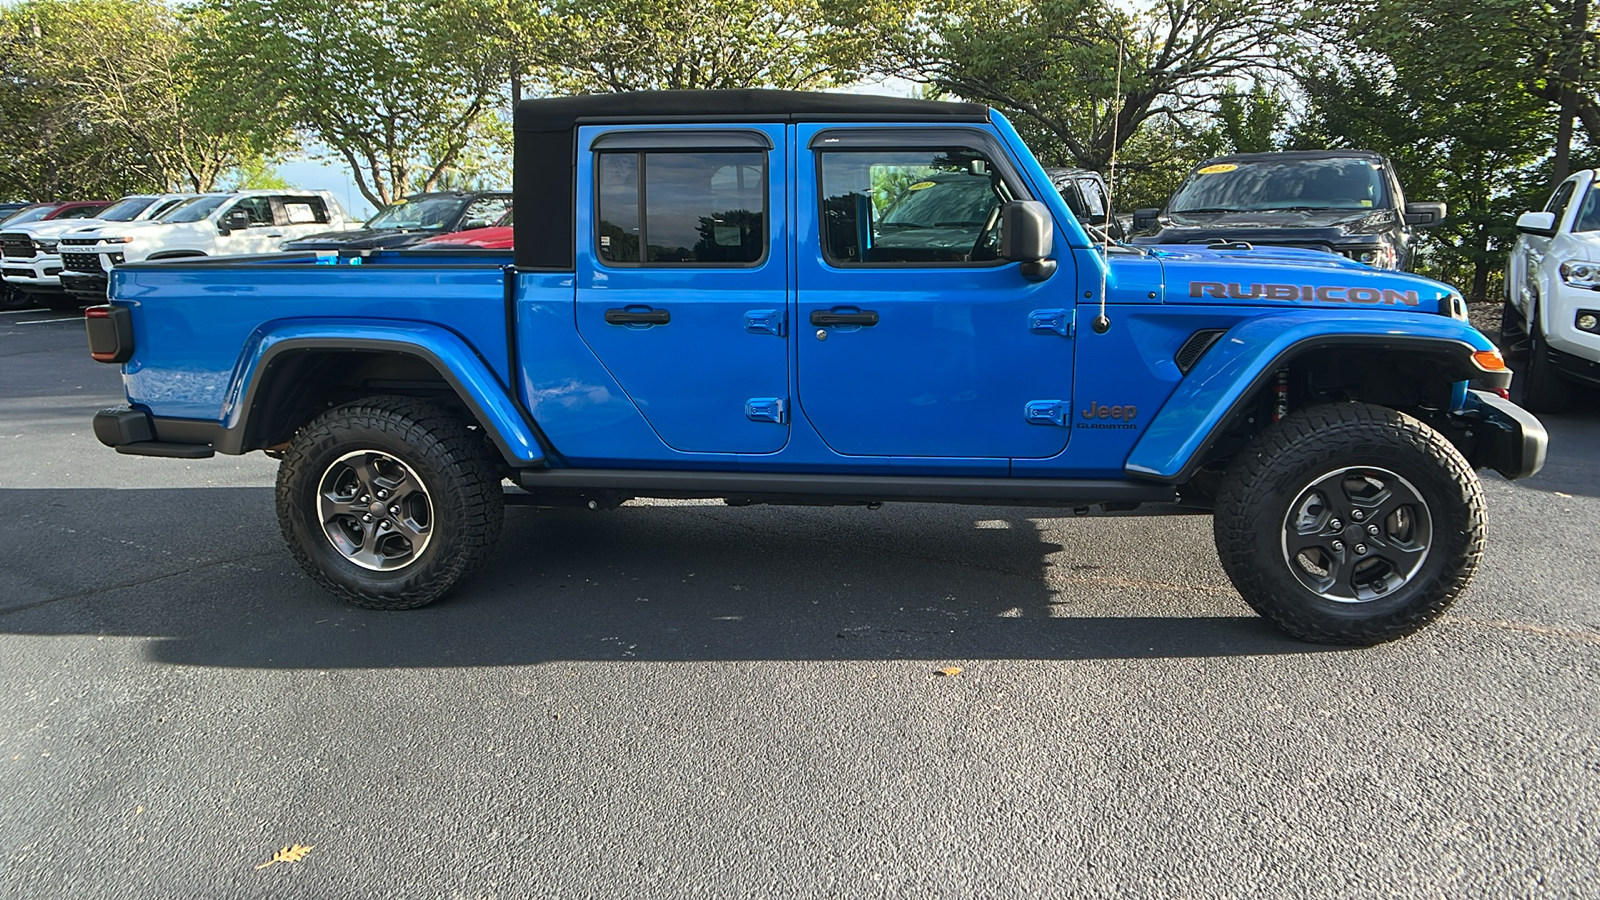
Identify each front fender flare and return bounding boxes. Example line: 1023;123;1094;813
218;319;544;465
1124;311;1502;483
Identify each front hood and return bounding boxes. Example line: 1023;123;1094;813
1143;245;1454;313
13;218;112;238
1137;209;1399;248
283;228;438;250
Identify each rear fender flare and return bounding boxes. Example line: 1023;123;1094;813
221;320;544;465
1124;311;1502;483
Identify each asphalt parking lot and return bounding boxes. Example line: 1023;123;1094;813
3;303;1598;899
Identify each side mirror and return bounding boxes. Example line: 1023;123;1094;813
1515;211;1557;236
218;209;253;235
1132;208;1161;232
1404;201;1447;228
1000;200;1056;281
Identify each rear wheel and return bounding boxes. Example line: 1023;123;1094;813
276;396;504;609
1214;402;1485;644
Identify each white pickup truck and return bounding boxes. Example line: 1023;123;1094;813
1504;169;1600;411
1;194;198;309
58;189;359;303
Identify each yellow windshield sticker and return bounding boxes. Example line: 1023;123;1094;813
1197;164;1238;175
1359;199;1373;207
908;181;937;190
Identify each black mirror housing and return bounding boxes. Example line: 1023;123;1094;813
1404;201;1447;228
1000;200;1053;262
1132;208;1161;232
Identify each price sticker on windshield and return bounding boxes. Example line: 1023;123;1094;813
908;181;937;190
1196;164;1238;175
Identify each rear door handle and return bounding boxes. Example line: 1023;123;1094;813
810;309;879;327
605;307;670;326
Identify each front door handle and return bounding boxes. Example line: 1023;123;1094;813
605;308;670;326
810;309;879;327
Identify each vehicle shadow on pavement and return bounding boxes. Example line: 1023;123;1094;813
0;487;1342;667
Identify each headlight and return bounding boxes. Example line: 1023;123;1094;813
1559;261;1600;289
35;239;58;252
1350;245;1397;269
97;236;132;245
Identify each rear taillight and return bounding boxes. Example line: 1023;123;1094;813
85;304;133;363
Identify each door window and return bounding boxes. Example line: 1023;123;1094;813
1545;180;1578;226
818;148;1013;265
226;197;274;226
595;151;766;266
460;196;512;230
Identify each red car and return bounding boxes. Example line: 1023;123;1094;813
422;209;513;249
0;201;111;227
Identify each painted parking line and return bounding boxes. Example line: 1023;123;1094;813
0;308;47;315
17;316;85;325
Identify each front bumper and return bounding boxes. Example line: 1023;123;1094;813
1;255;65;288
1456;389;1547;480
60;271;108;300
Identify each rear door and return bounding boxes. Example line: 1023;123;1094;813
794;125;1075;459
574;124;790;454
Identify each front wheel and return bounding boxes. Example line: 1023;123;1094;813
276;396;504;610
1214;403;1486;645
1513;304;1576;413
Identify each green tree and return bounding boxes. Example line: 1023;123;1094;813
197;0;507;207
879;0;1295;172
1298;0;1555;299
0;0;273;198
480;0;879;95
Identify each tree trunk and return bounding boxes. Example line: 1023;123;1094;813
1552;0;1589;186
1471;259;1490;304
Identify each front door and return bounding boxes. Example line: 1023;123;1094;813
795;125;1075;459
574;124;789;454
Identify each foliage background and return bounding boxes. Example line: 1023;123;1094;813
0;0;1593;298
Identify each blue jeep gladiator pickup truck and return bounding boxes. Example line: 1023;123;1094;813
86;91;1546;644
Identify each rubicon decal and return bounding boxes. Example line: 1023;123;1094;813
1190;281;1420;307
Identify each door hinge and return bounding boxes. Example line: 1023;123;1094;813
744;309;786;337
746;398;787;424
1024;400;1070;426
1028;309;1073;338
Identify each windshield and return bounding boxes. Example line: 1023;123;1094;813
365;196;468;230
159;195;228;223
2;207;50;227
96;197;157;222
881;177;999;227
1168;157;1389;214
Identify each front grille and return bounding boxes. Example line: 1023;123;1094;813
1;233;34;258
3;267;31;278
59;237;99;246
61;252;101;273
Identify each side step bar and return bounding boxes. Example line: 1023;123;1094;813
515;468;1177;509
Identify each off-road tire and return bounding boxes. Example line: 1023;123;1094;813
1214;402;1485;645
1513;304;1575;413
276;395;504;610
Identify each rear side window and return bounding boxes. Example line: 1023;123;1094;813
276;196;330;225
595;151;766;266
819;148;1012;265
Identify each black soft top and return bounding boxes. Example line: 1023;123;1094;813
513;89;990;269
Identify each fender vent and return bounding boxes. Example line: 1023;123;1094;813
1175;329;1228;373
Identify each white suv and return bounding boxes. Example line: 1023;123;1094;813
1;194;198;308
1505;169;1600;411
59;190;358;302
